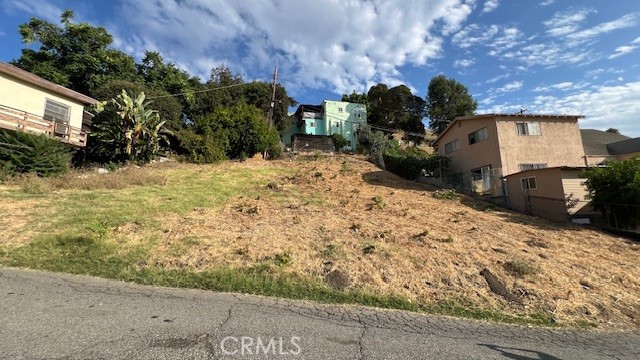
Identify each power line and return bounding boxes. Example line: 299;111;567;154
146;78;270;100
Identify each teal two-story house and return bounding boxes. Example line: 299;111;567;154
282;100;367;151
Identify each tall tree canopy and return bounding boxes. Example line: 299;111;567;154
366;84;426;143
192;65;296;131
12;10;139;96
341;91;368;105
426;75;477;135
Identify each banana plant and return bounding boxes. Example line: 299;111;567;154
94;90;171;162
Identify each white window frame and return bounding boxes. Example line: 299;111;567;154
338;107;343;113
468;127;488;145
444;139;460;154
516;121;541;136
44;99;70;124
521;177;537;190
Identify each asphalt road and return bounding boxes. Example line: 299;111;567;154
1;268;639;359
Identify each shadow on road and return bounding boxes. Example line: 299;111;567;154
478;343;561;360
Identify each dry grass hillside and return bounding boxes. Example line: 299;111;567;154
1;155;638;330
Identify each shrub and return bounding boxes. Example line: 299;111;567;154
504;260;539;277
383;147;449;180
357;127;398;161
432;189;460;200
0;130;72;177
582;156;640;229
174;129;227;164
331;133;349;151
192;104;282;160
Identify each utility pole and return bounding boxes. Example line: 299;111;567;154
268;65;278;128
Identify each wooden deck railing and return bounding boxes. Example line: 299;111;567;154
0;104;87;147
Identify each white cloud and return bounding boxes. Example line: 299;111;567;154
540;0;555;6
482;0;499;13
486;74;510;83
454;58;475;67
113;0;476;95
480;82;640;136
0;0;62;22
566;13;638;45
543;8;594;37
633;37;640;44
529;82;640;135
497;81;523;93
609;45;638;59
452;24;522;50
533;82;574;92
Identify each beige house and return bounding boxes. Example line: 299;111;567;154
504;167;595;222
0;62;96;147
433;113;585;197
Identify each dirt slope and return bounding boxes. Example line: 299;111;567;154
147;155;640;330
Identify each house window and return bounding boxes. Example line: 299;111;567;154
444;139;459;154
354;109;362;118
308;121;315;127
468;127;488;145
335;121;340;127
338;107;343;113
44;99;70;124
521;177;537;190
516;121;541;136
519;163;547;171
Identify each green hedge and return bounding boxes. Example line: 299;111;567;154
383;147;449;180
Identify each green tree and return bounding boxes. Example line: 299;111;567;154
191;65;245;117
137;51;200;115
426;75;477;135
193;103;281;159
90;91;171;163
341;91;368;105
582;156;640;229
605;128;621;134
243;81;297;132
366;84;426;143
12;10;139;95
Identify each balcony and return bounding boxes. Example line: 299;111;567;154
0;104;87;147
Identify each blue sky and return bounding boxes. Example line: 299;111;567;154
1;0;639;135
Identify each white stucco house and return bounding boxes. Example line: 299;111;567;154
0;62;97;147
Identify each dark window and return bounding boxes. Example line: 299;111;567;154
516;122;541;136
521;177;537;190
468;127;488;144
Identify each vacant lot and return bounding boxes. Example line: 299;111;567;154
1;155;638;330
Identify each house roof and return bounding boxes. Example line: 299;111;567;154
606;137;640;155
433;113;584;144
503;165;588;178
0;62;97;105
580;129;631;155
